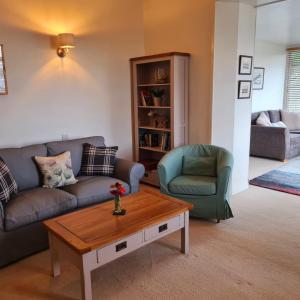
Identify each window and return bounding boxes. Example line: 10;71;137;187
285;49;300;112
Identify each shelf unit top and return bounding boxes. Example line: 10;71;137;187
130;52;190;62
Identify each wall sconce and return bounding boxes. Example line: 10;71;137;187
56;33;75;58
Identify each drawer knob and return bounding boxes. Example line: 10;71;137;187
159;223;168;233
116;241;127;252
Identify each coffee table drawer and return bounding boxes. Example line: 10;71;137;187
97;231;143;265
144;215;181;242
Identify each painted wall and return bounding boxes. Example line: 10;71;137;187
0;0;144;158
252;40;286;112
232;3;256;194
212;1;256;194
212;1;239;153
143;0;215;144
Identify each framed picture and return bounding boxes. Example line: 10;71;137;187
239;55;253;75
238;80;252;99
0;44;8;95
253;67;265;90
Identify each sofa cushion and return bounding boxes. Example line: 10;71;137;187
46;136;105;177
169;175;217;196
271;121;287;128
251;111;269;125
268;110;281;123
281;111;300;131
256;112;272;126
80;144;118;177
0;144;47;191
0;157;18;210
35;151;78;188
5;188;77;231
61;176;129;208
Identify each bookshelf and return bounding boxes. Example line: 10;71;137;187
130;52;189;187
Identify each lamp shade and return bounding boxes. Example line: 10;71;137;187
57;33;75;48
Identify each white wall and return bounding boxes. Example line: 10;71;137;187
212;1;239;153
143;0;215;144
252;40;286;112
212;1;256;194
0;0;144;158
232;3;256;194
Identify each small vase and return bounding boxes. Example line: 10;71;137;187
153;97;161;107
113;195;126;215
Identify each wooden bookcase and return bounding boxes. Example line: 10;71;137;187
130;52;189;186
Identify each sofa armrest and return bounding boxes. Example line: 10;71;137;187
114;158;145;193
250;125;289;161
157;147;183;194
0;204;4;231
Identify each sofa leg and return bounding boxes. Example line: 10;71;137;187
216;218;220;224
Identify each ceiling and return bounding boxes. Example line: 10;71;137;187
255;0;300;46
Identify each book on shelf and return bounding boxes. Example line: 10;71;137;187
140;133;160;148
160;133;170;151
140;90;152;106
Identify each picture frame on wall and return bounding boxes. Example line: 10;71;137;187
239;55;253;75
238;80;252;99
0;44;8;95
253;67;265;90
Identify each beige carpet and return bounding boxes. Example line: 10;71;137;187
0;158;299;300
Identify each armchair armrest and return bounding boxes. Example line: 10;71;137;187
217;150;233;197
250;125;289;160
157;147;183;194
114;158;145;193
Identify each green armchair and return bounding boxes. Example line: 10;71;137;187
157;144;233;222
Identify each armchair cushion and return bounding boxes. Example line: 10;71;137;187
169;175;217;196
182;156;216;177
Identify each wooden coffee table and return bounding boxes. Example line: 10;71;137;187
43;189;193;300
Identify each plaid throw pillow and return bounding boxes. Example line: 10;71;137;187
80;144;118;176
0;157;18;209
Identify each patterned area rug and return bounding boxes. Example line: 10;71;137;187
249;157;300;195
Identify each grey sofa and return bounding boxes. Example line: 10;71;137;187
250;110;300;160
0;136;145;267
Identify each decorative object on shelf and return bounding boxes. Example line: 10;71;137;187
239;55;253;75
147;109;156;117
111;182;127;215
0;44;8;95
56;33;75;58
154;67;168;83
146;109;168;129
150;88;165;106
253;67;265;90
238;80;252;99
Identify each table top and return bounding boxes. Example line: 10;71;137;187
43;189;193;254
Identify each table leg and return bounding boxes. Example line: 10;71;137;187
181;211;189;254
48;233;61;277
80;256;92;300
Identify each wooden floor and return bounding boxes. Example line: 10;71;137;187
0;157;299;299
